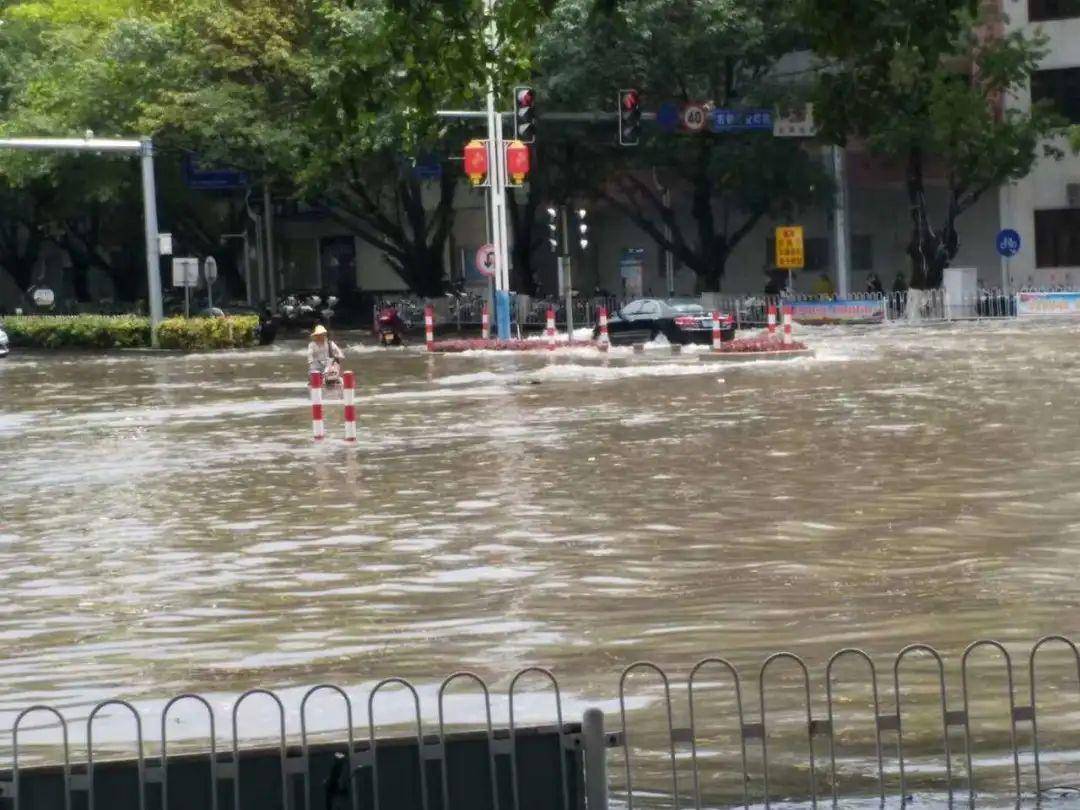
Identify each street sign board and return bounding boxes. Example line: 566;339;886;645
773;104;817;138
775;226;805;269
158;233;173;256
681;103;707;132
183;154;248;190
476;244;496;277
711;108;773;133
997;228;1021;257
171;258;199;288
657;102;680;133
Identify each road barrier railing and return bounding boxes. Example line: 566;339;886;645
3;636;1080;809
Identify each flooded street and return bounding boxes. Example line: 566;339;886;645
2;320;1080;802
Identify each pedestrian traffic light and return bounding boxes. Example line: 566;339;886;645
619;89;641;146
515;86;536;143
547;206;561;254
577;208;589;251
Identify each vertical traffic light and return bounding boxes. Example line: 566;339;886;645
547;207;561;254
619;89;641;146
577;209;589;251
515;86;536;143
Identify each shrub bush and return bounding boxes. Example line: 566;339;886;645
0;315;150;349
0;314;259;351
156;315;260;351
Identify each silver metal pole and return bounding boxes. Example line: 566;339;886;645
242;232;253;306
139;138;164;347
582;708;608;810
263;186;277;311
663;189;675;297
561;206;574;342
832;145;851;298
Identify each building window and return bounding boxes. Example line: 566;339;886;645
765;236;828;271
1035;209;1080;267
1031;68;1080;124
851;235;873;271
1029;0;1080;21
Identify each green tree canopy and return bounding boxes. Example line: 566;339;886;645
802;0;1064;289
531;0;831;292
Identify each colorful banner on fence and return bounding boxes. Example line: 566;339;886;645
1016;291;1080;316
788;299;885;324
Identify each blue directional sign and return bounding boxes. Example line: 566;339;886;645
183;154;248;190
710;108;773;133
997;228;1021;258
657;102;681;133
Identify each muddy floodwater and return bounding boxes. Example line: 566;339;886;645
3;320;1080;803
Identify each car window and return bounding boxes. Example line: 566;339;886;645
639;301;661;316
668;302;704;314
621;301;643;317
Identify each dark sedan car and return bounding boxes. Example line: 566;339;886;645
594;298;735;345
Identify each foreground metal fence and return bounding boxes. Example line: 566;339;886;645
4;636;1080;809
615;635;1080;809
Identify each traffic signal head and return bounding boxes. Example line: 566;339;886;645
547;206;560;253
619;89;641;146
577;208;589;251
515;86;536;143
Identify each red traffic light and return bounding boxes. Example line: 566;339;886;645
517;88;535;107
621;89;640;110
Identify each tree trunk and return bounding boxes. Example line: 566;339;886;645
906;146;938;290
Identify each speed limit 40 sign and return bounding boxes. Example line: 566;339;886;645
681;103;707;132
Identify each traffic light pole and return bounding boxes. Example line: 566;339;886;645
483;0;513;340
560;206;574;343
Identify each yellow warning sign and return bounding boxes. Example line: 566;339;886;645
775;226;805;270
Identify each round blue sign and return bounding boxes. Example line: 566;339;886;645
997;228;1021;258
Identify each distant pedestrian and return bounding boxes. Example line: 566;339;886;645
866;273;884;295
892;272;908;294
764;274;781;296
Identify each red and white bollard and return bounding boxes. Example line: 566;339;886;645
342;371;357;442
712;311;723;350
783;305;793;346
481;303;490;340
309;370;325;441
546;308;556;350
597;307;610;351
424;305;435;351
767;304;777;338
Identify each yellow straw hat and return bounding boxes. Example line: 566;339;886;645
311;325;328;337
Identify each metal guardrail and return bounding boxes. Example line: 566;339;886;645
614;635;1080;810
4;636;1080;809
1;669;584;810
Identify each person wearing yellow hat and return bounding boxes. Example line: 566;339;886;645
307;323;344;384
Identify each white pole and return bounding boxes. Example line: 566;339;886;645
484;0;512;338
139;138;164;347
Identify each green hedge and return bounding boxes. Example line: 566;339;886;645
1;314;150;349
156;315;259;351
0;314;259;351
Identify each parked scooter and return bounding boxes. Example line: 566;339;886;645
279;293;337;329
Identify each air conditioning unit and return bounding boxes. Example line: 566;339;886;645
1067;182;1080;208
